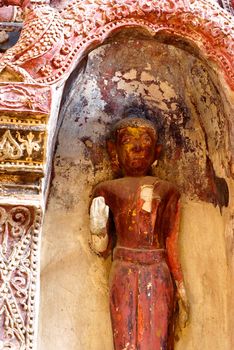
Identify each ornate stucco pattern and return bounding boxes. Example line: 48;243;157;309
0;205;42;350
0;82;51;196
0;1;233;88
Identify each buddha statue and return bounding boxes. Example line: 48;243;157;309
90;114;189;350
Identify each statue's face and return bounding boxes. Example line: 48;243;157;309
116;126;157;176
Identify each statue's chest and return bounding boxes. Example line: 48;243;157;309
110;183;162;231
112;182;160;210
111;183;162;246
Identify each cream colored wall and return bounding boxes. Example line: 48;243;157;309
39;185;113;350
177;201;230;350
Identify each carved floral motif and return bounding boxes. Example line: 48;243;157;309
16;131;42;161
0;130;22;160
0;82;50;177
0;205;41;350
0;130;43;162
0;84;51;114
0;130;44;163
0;3;64;80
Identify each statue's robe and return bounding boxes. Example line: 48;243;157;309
94;177;181;350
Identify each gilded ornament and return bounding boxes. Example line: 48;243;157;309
0;130;23;160
0;130;43;162
16;131;43;161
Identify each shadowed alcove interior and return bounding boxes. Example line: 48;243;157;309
38;29;232;350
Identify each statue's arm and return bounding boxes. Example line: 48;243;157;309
165;194;189;329
166;198;183;285
89;196;109;255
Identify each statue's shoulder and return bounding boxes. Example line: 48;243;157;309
152;178;180;197
93;178;121;195
93;177;138;197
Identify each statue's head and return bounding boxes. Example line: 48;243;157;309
107;114;161;177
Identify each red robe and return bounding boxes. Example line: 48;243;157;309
94;176;183;350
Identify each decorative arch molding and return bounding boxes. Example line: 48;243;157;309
0;0;233;87
0;0;233;349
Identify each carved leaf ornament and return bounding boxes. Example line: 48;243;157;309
0;86;38;110
0;131;23;160
0;84;51;114
16;131;42;160
0;131;42;161
0;206;41;350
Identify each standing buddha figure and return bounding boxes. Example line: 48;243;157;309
90;115;189;350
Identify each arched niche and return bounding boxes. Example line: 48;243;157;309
39;28;234;350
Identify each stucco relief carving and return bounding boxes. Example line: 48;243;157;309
0;0;233;88
0;84;50;113
0;130;43;161
0;130;23;160
218;0;234;14
0;205;41;350
0;82;50;179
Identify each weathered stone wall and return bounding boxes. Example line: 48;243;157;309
38;32;233;350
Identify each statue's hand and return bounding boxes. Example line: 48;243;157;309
177;283;189;330
90;196;109;236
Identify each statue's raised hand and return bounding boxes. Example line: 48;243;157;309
90;196;109;236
